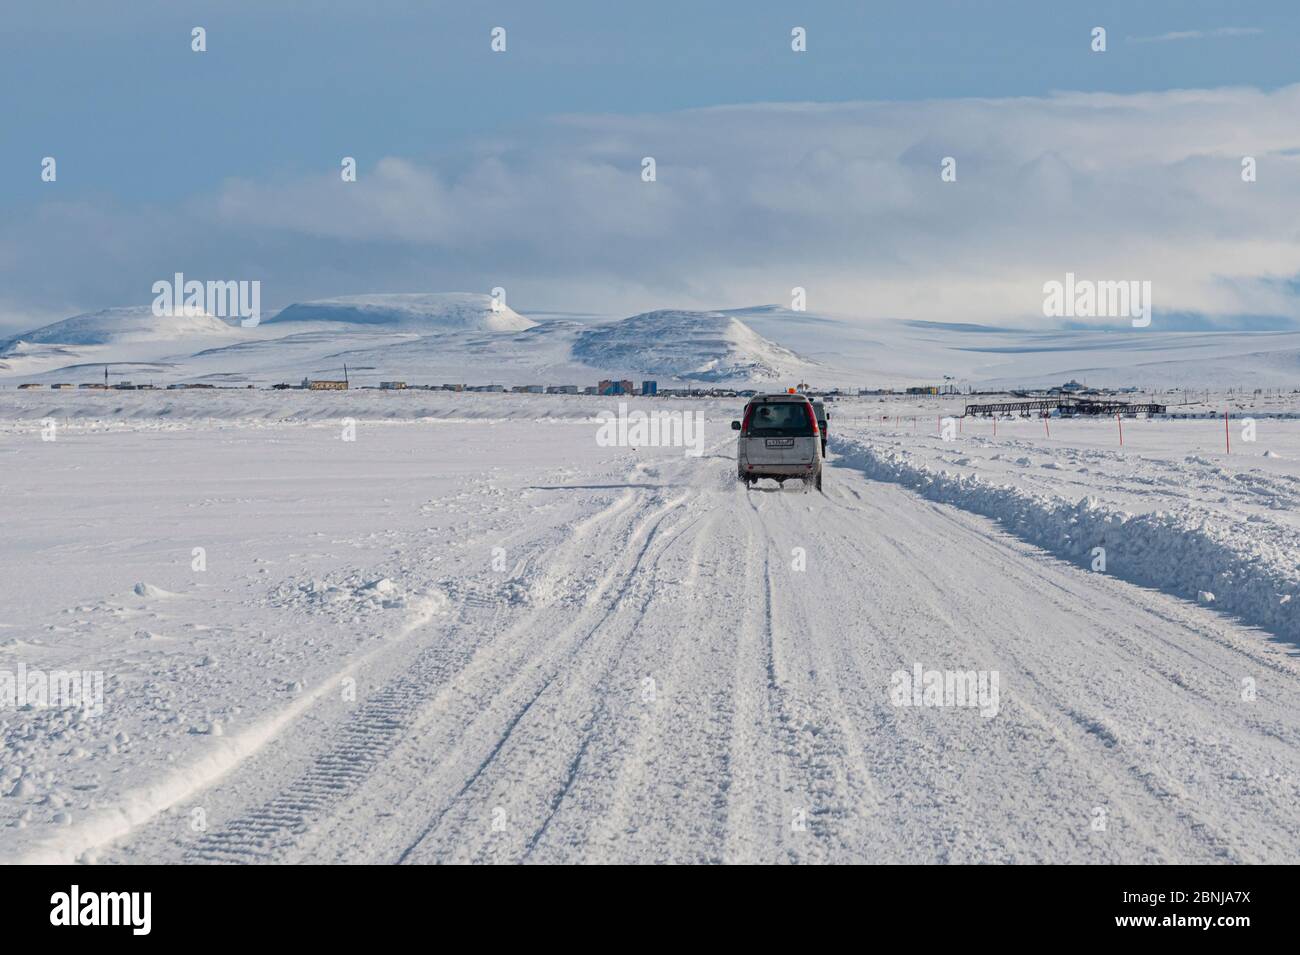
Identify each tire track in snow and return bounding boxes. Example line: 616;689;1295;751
910;498;1297;862
512;509;712;860
579;503;744;862
106;466;659;864
395;444;741;862
388;490;703;862
758;488;889;861
818;464;1299;862
814;477;1188;861
720;482;788;863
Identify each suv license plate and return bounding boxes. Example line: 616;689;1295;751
764;438;795;448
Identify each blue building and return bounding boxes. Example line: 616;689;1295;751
598;378;635;396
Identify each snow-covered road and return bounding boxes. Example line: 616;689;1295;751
3;406;1298;863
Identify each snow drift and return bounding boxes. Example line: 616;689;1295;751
834;434;1300;640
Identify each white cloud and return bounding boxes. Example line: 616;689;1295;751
1127;27;1263;44
4;84;1300;333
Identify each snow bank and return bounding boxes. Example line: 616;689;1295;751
834;435;1300;640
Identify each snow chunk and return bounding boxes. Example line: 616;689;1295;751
132;582;176;599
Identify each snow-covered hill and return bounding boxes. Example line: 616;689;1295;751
5;294;1300;391
0;297;827;388
1;306;235;349
573;309;819;382
268;293;535;334
0;306;243;381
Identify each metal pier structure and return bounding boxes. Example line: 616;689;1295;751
964;397;1167;417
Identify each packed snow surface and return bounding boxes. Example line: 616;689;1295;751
2;392;1298;864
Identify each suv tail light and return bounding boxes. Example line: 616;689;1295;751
804;402;820;435
741;404;754;434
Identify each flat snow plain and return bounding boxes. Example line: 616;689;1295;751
1;392;1297;863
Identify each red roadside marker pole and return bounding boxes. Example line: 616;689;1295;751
1225;410;1230;454
1044;415;1050;439
1117;413;1123;447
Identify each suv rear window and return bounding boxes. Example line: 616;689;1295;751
747;401;814;437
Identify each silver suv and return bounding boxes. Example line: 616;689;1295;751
732;393;823;490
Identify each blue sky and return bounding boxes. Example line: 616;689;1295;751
2;1;1299;331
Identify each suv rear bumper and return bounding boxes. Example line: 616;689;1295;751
743;463;819;477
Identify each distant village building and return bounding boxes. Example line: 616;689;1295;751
641;380;658;396
511;384;544;394
51;383;74;390
303;378;348;390
79;383;108;390
441;383;464;392
467;384;505;393
17;383;43;389
546;385;579;394
598;379;635;396
379;381;407;390
906;386;940;395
